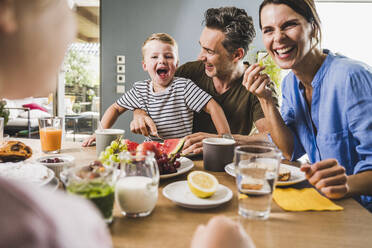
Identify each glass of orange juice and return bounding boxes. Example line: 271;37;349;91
38;117;63;154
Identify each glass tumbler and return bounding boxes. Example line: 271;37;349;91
38;117;63;153
234;144;282;220
115;151;159;218
61;164;116;224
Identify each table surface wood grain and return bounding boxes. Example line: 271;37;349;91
23;139;372;248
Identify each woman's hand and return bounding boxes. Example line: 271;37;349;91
191;216;255;248
82;134;96;147
130;109;158;137
182;132;218;155
242;64;273;101
300;159;349;199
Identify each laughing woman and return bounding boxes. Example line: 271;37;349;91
243;0;372;211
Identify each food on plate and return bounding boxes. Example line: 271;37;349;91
278;167;291;181
0;161;52;185
99;138;129;166
123;139;139;152
99;137;185;176
40;157;64;163
187;171;218;198
136;141;163;157
240;177;264;190
162;138;185;158
0;141;32;162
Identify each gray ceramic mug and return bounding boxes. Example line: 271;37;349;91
203;137;236;172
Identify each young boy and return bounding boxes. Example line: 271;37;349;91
83;33;230;145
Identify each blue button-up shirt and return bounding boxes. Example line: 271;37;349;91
281;50;372;210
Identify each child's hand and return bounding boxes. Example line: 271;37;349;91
82;134;96;147
131;109;158;137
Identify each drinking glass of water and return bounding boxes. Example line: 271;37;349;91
234;143;281;220
115;151;159;218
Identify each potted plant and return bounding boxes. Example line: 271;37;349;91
0;100;9;126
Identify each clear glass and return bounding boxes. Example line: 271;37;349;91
61;165;116;224
234;144;282;220
38;117;63;154
115;151;159;218
0;117;3;144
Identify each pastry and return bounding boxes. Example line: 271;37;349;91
278;167;291;181
0;141;33;162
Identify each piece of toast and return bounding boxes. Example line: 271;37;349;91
278;167;291;181
0;141;33;162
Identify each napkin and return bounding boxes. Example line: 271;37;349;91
273;187;343;211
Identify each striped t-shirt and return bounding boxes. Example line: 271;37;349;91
116;77;212;139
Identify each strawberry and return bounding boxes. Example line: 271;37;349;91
136;141;162;157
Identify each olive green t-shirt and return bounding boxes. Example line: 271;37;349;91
175;61;265;135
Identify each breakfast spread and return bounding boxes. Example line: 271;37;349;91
0;141;32;162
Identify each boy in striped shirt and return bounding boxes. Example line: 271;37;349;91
83;33;230;144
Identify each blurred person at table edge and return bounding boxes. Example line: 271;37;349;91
0;0;112;247
130;6;278;154
243;0;372;211
0;1;254;248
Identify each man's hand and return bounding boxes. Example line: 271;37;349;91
130;109;158;137
300;159;349;199
191;216;255;248
82;134;96;147
182;132;218;155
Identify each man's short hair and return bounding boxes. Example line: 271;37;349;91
204;7;256;56
141;33;179;59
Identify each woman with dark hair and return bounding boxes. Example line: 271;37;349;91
243;0;372;211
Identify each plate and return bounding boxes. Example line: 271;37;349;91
0;161;55;186
162;181;233;209
224;163;306;186
160;157;194;179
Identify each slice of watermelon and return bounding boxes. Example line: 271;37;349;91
122;139;139;152
163;138;185;157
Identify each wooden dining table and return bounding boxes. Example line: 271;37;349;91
23;138;372;248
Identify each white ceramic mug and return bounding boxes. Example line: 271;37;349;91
95;129;125;157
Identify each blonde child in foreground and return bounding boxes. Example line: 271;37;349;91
83;33;230;146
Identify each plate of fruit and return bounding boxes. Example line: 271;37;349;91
98;138;194;179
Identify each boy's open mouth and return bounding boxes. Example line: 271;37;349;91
156;68;169;79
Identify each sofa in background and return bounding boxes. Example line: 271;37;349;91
4;97;52;138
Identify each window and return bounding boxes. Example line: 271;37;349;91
316;2;372;66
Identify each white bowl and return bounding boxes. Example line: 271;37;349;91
36;155;75;180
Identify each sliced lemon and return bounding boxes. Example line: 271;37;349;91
187;171;218;198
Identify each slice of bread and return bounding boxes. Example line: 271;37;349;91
0;141;33;162
278;167;291;181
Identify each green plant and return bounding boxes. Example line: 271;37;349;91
64;50;99;88
0;100;9;126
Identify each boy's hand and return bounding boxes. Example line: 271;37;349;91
82;134;96;147
131;109;158;137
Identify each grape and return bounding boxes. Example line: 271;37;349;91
174;161;181;168
99;137;129;166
